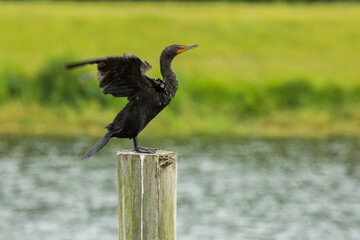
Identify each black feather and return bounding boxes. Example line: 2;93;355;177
81;133;112;160
65;58;107;69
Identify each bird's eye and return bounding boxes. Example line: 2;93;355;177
180;45;186;49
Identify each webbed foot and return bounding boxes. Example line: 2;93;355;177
132;136;157;154
134;146;157;154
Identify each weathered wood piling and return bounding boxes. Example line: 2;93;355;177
117;150;178;240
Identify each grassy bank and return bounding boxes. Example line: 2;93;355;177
1;2;360;138
2;101;360;138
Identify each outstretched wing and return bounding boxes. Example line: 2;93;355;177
66;54;163;101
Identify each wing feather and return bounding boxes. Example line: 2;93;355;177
67;54;165;101
96;54;154;99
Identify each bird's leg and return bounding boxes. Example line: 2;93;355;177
133;136;157;154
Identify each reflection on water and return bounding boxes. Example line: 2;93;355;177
1;136;360;240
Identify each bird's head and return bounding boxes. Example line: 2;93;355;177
161;44;199;59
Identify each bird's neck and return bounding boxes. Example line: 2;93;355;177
160;56;178;98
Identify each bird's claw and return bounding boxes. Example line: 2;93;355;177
134;146;157;154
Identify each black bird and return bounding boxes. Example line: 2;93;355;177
66;44;199;159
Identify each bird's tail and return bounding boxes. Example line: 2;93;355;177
65;58;107;70
81;133;112;160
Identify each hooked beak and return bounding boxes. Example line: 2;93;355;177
184;44;200;50
177;44;200;54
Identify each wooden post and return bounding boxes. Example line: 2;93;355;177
117;150;178;240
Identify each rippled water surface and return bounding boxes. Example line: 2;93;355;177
1;137;360;240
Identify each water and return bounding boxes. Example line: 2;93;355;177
1;136;360;240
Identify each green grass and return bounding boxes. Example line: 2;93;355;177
1;2;360;138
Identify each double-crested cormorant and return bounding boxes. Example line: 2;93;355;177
66;44;199;159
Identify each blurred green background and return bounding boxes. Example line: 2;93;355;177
1;2;360;138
